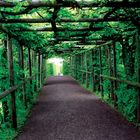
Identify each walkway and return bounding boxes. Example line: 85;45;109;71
17;76;140;140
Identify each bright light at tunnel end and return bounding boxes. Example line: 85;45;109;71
47;57;63;65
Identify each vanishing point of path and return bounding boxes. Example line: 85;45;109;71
17;76;140;140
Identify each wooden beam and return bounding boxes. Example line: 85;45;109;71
1;17;140;23
0;76;36;100
1;1;140;8
16;27;103;32
100;75;140;88
56;37;83;41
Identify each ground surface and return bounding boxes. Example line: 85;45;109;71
17;76;140;140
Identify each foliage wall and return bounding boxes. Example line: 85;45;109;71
70;39;138;122
0;33;39;139
46;63;54;77
63;58;70;75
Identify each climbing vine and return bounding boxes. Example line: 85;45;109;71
0;0;140;139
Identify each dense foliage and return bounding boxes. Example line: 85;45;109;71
0;0;140;139
69;40;138;122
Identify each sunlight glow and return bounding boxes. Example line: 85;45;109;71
48;57;63;65
47;58;63;76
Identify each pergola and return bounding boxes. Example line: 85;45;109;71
0;0;140;130
0;1;140;49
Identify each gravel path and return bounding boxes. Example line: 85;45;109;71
17;76;140;140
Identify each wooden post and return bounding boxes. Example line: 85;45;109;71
73;55;76;79
44;58;47;80
38;53;41;88
40;54;43;86
33;51;37;91
28;48;32;82
81;53;84;84
85;52;89;88
92;49;95;92
94;49;97;91
28;47;32;97
69;57;72;76
71;56;73;77
42;57;44;81
71;56;74;77
75;55;77;80
1;40;9;122
99;47;103;97
7;35;17;129
77;54;79;81
108;45;114;100
19;45;26;106
77;54;80;81
69;57;71;76
112;41;117;108
106;47;111;99
136;30;140;122
76;54;78;80
79;54;82;82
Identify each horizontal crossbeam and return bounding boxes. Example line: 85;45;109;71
15;27;104;32
0;1;140;8
1;17;140;23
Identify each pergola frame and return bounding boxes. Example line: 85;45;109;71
0;1;140;8
0;0;140;130
0;1;139;45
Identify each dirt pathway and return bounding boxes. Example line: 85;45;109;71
17;76;140;140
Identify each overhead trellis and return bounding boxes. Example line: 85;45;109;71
0;0;140;54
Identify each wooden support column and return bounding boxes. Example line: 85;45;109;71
105;46;110;98
94;49;97;91
70;57;72;76
112;41;117;108
71;56;74;77
92;49;95;92
28;48;32;97
19;45;26;106
108;45;114;100
40;54;43;86
77;54;80;81
75;55;77;80
2;40;9;122
79;54;82;82
7;35;17;129
99;47;103;97
34;51;37;91
136;30;140;122
32;50;34;68
85;52;89;88
71;56;73;77
77;54;79;81
38;53;41;88
75;55;77;79
28;48;32;82
73;55;76;79
81;53;84;84
42;57;45;81
44;58;47;80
